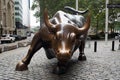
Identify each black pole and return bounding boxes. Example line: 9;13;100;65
94;41;97;52
112;40;115;51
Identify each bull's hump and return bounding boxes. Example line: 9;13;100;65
54;10;73;24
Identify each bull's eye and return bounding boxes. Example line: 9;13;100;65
56;32;62;41
55;36;62;41
71;38;75;43
57;50;59;53
56;36;59;40
70;33;76;42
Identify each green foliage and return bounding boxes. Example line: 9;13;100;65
31;0;120;32
45;0;75;17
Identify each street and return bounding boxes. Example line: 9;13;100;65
0;40;120;80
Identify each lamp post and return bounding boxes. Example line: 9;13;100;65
0;20;2;37
105;0;109;44
76;0;78;10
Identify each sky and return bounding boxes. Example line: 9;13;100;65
30;0;40;28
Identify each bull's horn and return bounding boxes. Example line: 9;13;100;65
78;13;91;34
44;8;55;32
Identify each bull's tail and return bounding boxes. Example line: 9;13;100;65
64;6;88;15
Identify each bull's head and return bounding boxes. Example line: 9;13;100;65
44;8;90;62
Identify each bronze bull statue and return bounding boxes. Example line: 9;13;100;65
16;7;90;74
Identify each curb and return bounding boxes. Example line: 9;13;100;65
0;40;31;53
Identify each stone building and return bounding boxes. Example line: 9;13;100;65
0;0;15;36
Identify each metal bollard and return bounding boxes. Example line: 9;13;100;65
94;41;97;52
112;40;115;51
86;37;91;48
118;39;120;50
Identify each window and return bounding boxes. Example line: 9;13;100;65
15;18;21;22
15;7;19;10
15;12;19;15
15;2;19;4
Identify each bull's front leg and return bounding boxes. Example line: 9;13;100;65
15;32;42;71
78;40;87;61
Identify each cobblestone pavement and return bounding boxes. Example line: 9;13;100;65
0;40;120;80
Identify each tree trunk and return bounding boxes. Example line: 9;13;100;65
40;0;46;27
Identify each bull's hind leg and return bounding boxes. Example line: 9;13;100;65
78;41;87;61
15;32;42;71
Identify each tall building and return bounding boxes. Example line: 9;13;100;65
0;0;15;36
14;0;23;28
14;0;30;38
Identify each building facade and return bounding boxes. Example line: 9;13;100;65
14;0;31;38
14;0;23;27
0;0;15;36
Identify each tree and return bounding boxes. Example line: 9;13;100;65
31;0;120;34
31;0;44;26
31;0;75;26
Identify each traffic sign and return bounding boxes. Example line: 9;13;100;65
117;13;120;22
108;15;115;23
107;4;120;8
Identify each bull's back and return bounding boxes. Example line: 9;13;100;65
53;10;86;28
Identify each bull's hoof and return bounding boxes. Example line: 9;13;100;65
53;66;66;75
15;61;28;71
78;54;87;61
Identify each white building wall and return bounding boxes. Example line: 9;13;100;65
22;0;30;27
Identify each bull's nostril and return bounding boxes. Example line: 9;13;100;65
69;51;71;53
57;50;60;53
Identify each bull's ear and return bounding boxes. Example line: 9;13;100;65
77;13;91;34
44;8;56;33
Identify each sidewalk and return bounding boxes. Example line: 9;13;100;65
0;40;120;80
85;40;120;52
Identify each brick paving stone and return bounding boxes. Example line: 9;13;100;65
0;40;120;80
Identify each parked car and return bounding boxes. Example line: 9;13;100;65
115;33;120;40
11;35;22;41
0;34;15;43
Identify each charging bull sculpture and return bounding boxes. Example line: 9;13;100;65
16;7;90;74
